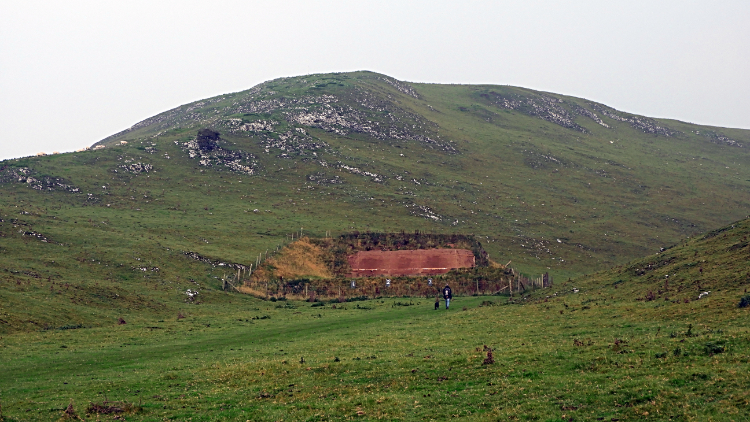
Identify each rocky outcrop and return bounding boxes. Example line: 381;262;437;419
116;162;153;174
589;103;677;136
573;105;609;128
483;91;588;132
180;138;258;175
693;130;743;147
476;89;682;137
97;74;457;155
0;166;81;193
378;76;420;98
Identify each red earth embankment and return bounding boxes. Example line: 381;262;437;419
347;249;475;277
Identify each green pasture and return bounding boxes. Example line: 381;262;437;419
2;290;749;421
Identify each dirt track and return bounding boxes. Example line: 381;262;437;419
347;249;475;276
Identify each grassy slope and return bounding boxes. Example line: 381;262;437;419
2;187;750;419
90;70;750;275
1;219;749;421
2;72;749;332
556;217;750;304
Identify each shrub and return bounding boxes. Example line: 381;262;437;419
86;400;141;415
196;129;220;151
56;323;84;330
482;345;494;365
61;400;79;420
704;341;725;355
685;324;694;337
739;295;750;308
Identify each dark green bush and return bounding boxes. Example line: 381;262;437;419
196;128;220;151
704;341;725;355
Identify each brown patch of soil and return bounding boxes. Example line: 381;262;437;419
347;249;475;276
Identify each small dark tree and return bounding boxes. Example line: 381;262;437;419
196;128;220;151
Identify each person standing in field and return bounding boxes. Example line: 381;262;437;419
442;284;452;309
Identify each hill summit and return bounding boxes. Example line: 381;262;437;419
92;71;750;274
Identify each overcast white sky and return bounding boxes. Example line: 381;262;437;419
1;1;749;160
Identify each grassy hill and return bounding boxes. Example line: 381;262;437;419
1;218;747;420
2;70;750;333
553;216;750;306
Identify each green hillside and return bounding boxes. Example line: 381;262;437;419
2;71;750;332
0;219;747;420
554;216;750;305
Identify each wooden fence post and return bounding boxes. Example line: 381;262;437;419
510;275;513;296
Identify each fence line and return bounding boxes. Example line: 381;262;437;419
238;269;553;300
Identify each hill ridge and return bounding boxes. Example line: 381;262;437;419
95;71;744;150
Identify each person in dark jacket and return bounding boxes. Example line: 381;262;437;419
442;284;452;309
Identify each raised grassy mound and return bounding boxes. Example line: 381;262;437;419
347;248;475;276
242;232;523;299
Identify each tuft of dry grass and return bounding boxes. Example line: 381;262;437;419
59;400;82;421
237;285;270;299
488;259;506;269
255;237;332;281
86;400;141;415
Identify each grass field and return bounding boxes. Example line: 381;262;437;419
2;289;749;421
2;216;749;420
3;214;750;420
